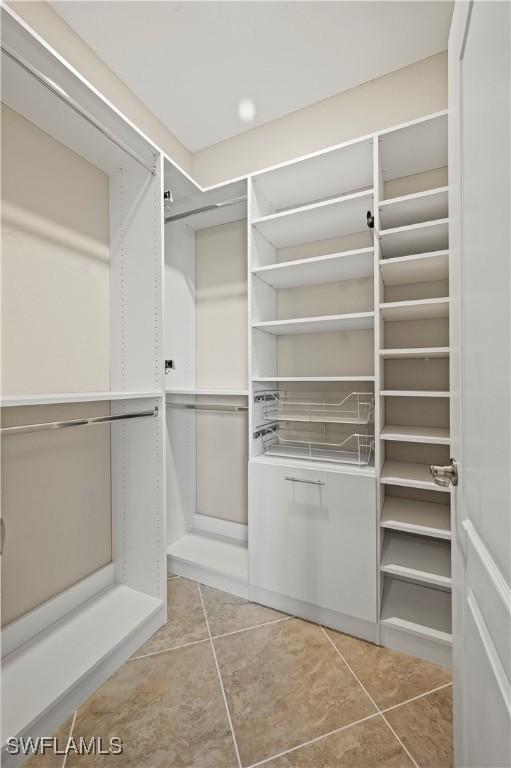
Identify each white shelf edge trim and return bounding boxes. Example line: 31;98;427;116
379;186;449;208
251;188;373;226
1;391;163;407
381;616;452;645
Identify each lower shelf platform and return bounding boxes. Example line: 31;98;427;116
380;577;452;667
167;531;249;598
381;461;450;492
1;585;163;745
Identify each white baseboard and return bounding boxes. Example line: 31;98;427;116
2;564;115;657
193;514;248;542
168;555;249;599
249;585;379;643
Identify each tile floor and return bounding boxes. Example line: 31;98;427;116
29;576;453;768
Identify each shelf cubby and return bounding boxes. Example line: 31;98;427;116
379;250;449;286
252;247;374;290
380;297;449;322
380;577;452;645
380;530;452;589
251;137;373;217
381;460;450;492
381;496;451;540
379;186;448;229
252;189;373;249
379;219;449;259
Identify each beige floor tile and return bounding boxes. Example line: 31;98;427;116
265;715;414;768
214;618;376;767
132;577;209;657
66;641;238;768
325;629;451;709
25;716;74;767
201;584;288;637
385;687;453;768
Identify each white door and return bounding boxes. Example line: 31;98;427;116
444;2;511;766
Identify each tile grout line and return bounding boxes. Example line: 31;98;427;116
319;627;420;768
245;712;382;768
198;583;243;768
381;682;453;715
128;616;294;662
61;710;77;768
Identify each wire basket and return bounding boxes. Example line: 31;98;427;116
258;423;374;466
255;390;374;425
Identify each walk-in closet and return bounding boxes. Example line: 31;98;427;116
2;2;510;767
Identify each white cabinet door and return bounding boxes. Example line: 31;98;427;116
249;461;376;623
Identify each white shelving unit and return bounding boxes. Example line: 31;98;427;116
1;6;166;749
253;311;374;335
376;112;451;666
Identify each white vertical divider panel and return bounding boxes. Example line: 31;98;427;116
110;155;166;604
373;134;385;643
248;177;255;462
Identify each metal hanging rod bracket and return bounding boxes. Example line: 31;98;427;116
166;402;247;413
1;406;158;437
165;195;247;224
1;44;157;176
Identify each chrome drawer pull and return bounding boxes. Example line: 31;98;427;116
285;476;325;486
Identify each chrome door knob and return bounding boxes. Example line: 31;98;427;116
431;458;459;487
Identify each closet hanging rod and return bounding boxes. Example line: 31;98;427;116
0;406;158;437
166;403;248;413
164;195;247;223
1;44;157;176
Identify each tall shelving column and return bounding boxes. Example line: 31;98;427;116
375;112;452;668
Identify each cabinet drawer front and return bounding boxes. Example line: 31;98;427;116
249;462;377;622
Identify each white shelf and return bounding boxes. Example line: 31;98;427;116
165;388;248;396
379;250;449;286
379;111;448;182
380;577;452;645
380;297;449;322
2;585;162;743
1;391;162;407
381;461;450;492
167;531;248;583
380;347;450;359
251;452;376;477
253;376;375;383
253;311;374;336
379;187;448;229
252;190;373;249
381;424;450;445
252;137;373;214
381;390;450;398
379;219;449;259
381;497;451;540
252;248;374;290
381;531;451;589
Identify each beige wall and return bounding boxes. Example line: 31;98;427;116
192;52;448;186
1;105;112;625
6;0;192;174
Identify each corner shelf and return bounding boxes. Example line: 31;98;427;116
380;347;450;359
381;497;451;540
379;186;448;229
380;297;449;322
1;391;163;407
379;219;449;259
379;250;449;286
252;189;373;249
253;311;374;335
252;247;374;290
381;460;450;492
380;424;450;445
380;531;452;589
380;577;452;645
